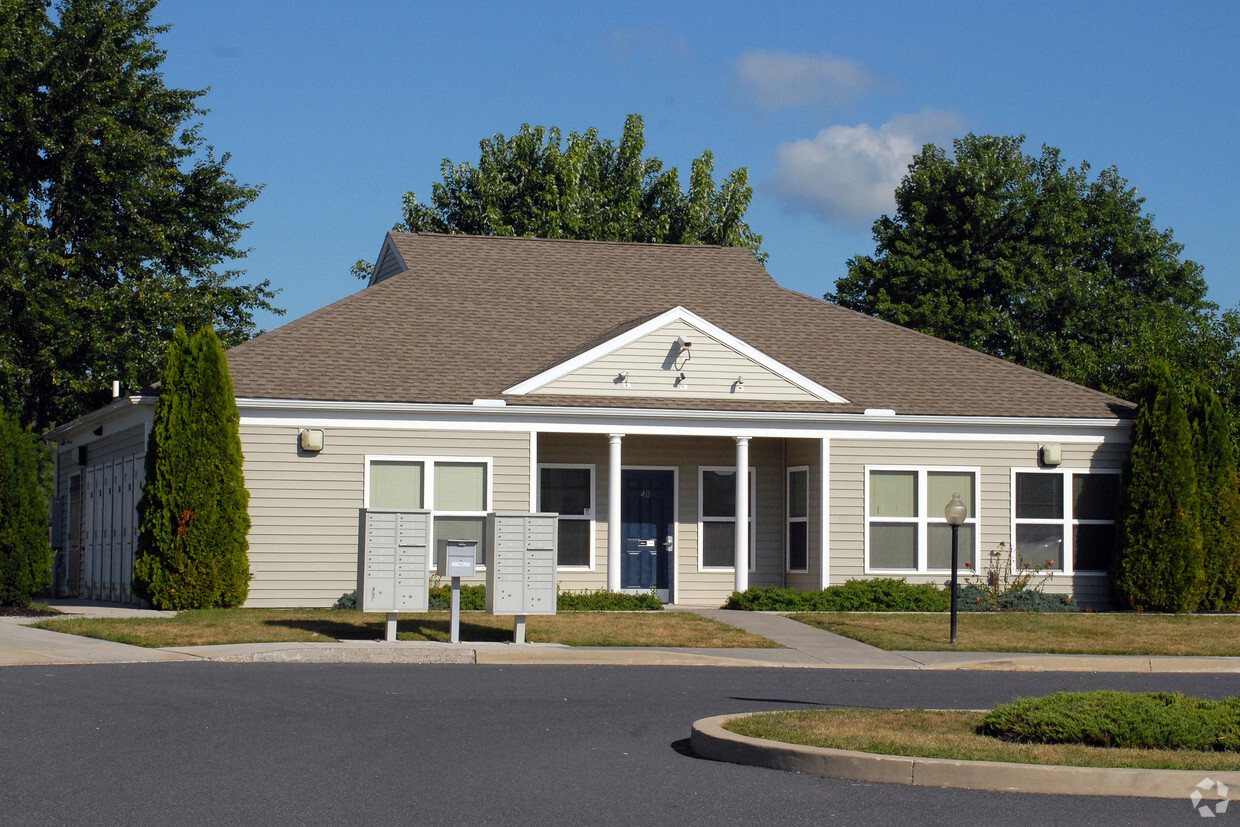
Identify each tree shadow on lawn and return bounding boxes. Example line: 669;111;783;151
263;616;514;643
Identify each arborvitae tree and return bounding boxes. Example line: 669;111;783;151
134;326;250;609
1189;384;1240;611
0;406;52;606
1112;360;1204;612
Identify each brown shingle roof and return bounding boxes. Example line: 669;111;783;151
225;232;1132;419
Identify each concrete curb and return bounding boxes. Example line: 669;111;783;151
690;712;1240;800
166;643;477;664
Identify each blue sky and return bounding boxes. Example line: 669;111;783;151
149;0;1240;331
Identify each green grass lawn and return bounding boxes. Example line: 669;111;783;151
725;708;1240;771
31;609;782;649
791;611;1240;656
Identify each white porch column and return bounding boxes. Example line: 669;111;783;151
734;436;750;593
607;433;624;592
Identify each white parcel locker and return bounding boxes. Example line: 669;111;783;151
485;512;558;615
357;509;431;613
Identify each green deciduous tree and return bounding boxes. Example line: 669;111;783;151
1112;360;1204;612
354;114;763;277
0;0;281;432
1188;384;1240;611
0;406;52;606
134;326;250;609
830;135;1234;415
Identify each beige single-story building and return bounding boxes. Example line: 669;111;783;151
49;232;1132;607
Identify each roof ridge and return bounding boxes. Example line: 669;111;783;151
391;231;737;252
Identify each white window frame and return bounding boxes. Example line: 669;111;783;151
364;455;493;568
786;466;810;573
537;463;595;571
1011;468;1119;576
698;466;757;572
864;465;981;574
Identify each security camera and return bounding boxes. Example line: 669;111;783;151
676;336;692;349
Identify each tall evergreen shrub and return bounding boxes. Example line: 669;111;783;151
1112;360;1204;612
1189;384;1240;611
0;408;52;606
134;327;251;609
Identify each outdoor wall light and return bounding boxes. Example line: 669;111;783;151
1040;443;1062;466
944;492;968;645
617;371;630;388
736;375;745;389
299;429;324;452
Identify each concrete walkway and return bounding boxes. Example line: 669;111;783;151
2;600;1239;672
0;600;192;666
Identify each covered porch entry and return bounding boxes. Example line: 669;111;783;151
534;432;825;606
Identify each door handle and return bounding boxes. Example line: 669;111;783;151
663;535;673;551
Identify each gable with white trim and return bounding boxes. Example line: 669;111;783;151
505;307;847;403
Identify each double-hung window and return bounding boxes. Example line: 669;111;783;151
866;467;978;572
699;467;756;570
1013;471;1118;573
538;465;594;568
366;457;491;566
787;467;809;572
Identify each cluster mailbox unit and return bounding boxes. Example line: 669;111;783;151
357;509;557;643
486;512;558;642
357;509;431;640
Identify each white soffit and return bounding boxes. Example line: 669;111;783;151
503;305;849;403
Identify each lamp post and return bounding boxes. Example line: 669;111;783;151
944;492;967;645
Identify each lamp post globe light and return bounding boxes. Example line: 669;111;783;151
944;492;967;645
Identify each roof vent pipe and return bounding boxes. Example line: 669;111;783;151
112;380;121;398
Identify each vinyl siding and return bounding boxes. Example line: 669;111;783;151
784;438;822;592
828;437;1127;607
370;239;406;284
535;320;823;402
241;425;531;607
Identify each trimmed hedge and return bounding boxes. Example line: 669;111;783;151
956;584;1076;613
556;588;663;611
429;583;487;610
980;691;1240;751
724;579;950;612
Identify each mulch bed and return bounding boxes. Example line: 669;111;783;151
0;606;59;618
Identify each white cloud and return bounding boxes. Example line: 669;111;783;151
736;50;874;110
771;110;962;225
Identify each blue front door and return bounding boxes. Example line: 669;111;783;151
621;469;675;601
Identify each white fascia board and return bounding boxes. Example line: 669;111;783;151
236;397;1129;442
502;305;849;403
46;395;157;444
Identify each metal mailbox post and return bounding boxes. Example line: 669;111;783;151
436;539;478;644
357;509;431;642
485;512;558;643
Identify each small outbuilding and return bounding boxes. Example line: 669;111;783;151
49;233;1132;607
